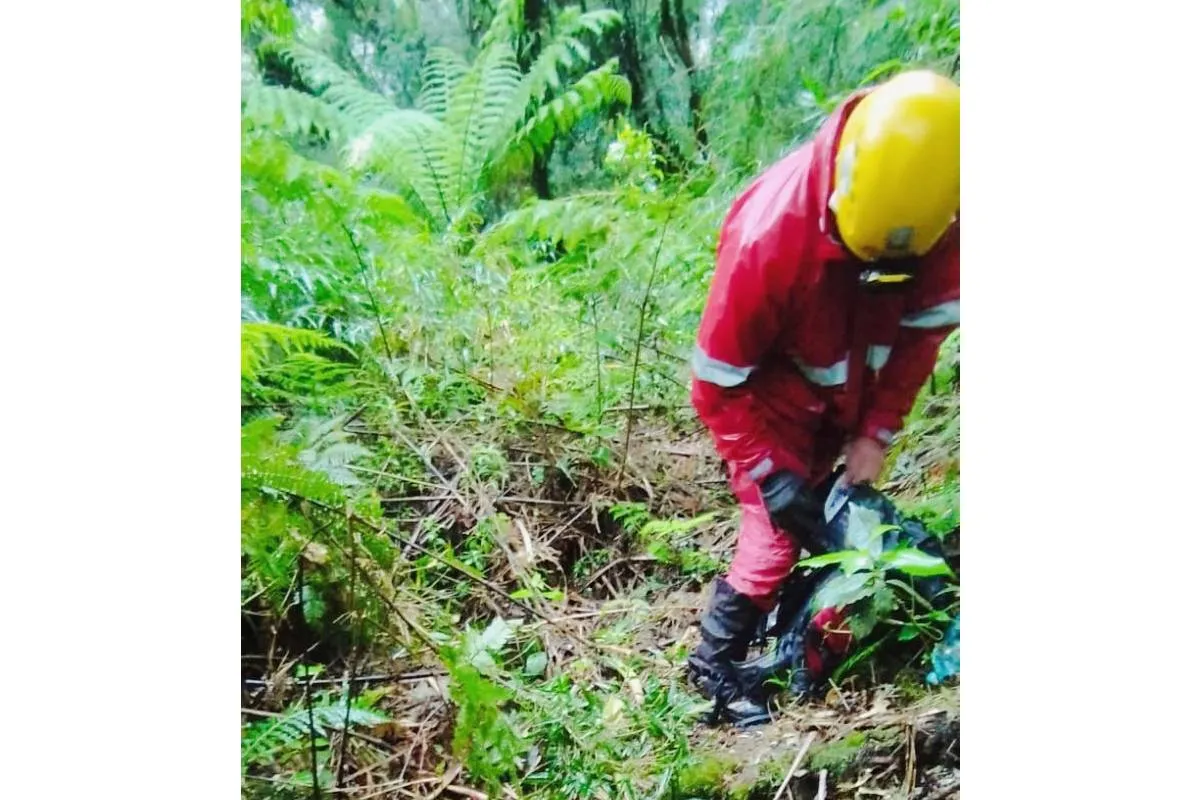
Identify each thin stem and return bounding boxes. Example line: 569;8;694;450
335;506;360;790
296;556;322;800
340;223;394;362
589;291;603;420
618;201;678;482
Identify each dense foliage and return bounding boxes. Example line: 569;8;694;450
241;1;960;797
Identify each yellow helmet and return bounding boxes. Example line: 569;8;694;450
829;70;960;261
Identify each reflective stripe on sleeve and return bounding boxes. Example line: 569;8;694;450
691;345;755;388
795;354;849;387
900;299;960;329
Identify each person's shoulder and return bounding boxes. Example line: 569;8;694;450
727;145;820;232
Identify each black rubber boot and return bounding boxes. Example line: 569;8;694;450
687;577;773;728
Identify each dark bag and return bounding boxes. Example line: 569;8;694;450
732;470;954;703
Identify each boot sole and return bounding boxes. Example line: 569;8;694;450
728;709;773;729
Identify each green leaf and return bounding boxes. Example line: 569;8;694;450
880;548;953;577
898;623;922;642
295;663;324;679
299;584;327;626
844;504;884;550
524;651;549;677
794;549;873;573
461;617;519;672
479;617;517;652
812;571;874;610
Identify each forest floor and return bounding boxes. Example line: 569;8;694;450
304;587;960;799
243;411;960;800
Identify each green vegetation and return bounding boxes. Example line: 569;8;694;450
241;1;960;797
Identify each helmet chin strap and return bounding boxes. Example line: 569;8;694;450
828;206;919;290
858;266;916;289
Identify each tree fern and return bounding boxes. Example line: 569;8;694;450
487;9;627;181
522;7;623;98
349;109;451;223
250;6;630;228
444;44;524;208
479;0;524;52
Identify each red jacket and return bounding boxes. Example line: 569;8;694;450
691;92;960;485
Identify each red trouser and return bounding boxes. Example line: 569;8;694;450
723;420;848;610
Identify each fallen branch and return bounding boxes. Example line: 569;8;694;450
268;487;632;660
495;496;586;507
354;775;442;800
772;731;816;800
346;464;442;490
923;782;961;800
242;670;447;688
903;723;918;797
378;495;456;503
425;762;463;800
581;555;659;589
445;785;488;800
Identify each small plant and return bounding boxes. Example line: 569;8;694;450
242;689;390;788
469;443;511;488
794;503;956;643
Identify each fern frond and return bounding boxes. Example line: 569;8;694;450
523;8;623;98
277;44;398;134
346;108;451;223
359;186;431;232
443;44;523;207
532;8;623;88
242;83;345;143
501;59;631;171
495;9;624;151
242;322;355;384
242;691;389;770
417;47;471;119
241;417;347;508
479;0;523;52
241;128;352;198
480;193;620;252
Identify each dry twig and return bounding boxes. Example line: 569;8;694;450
772;732;816;800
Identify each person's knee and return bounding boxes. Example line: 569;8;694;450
726;542;796;608
724;572;785;610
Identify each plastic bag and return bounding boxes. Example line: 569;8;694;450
926;614;960;685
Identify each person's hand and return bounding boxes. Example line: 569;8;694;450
843;436;886;485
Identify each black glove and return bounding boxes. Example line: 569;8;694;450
758;470;826;549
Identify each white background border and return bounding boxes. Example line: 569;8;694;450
2;0;1197;796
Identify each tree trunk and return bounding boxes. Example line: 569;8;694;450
521;0;554;198
612;0;650;120
660;0;708;152
531;146;552;199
